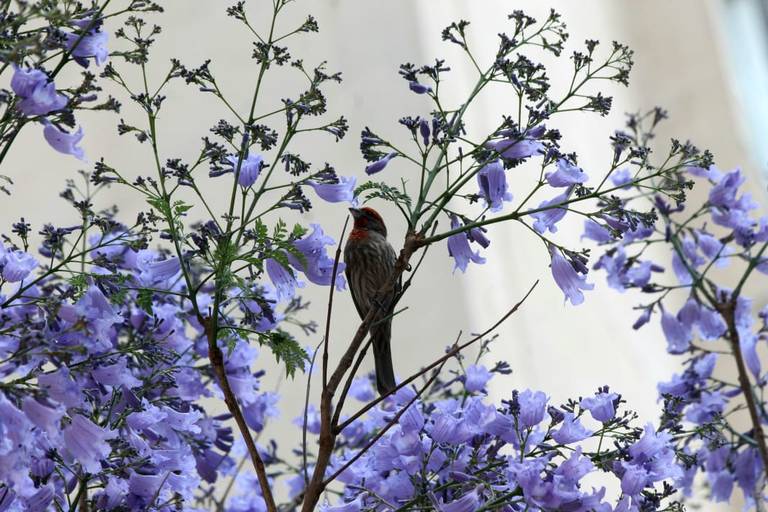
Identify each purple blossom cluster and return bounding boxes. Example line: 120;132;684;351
0;220;347;510
7;13;111;163
587;113;768;506
295;368;685;512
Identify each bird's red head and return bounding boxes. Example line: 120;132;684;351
349;207;387;238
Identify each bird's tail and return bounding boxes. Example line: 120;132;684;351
371;319;396;396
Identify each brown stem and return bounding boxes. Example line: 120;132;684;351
202;317;277;512
718;299;768;475
323;217;349;389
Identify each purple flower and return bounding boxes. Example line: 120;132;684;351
740;332;761;381
266;257;301;301
685;391;726;424
734;448;763;496
243;392;279;432
24;485;54;511
43;122;86;160
468;227;490;248
11;66;48;97
349;377;375;402
476;160;512;212
63;414;115;473
11;66;67;116
660;310;691;354
485;138;544;160
464;365;492;393
438;487;480;512
308;176;357;203
546;159;588;187
620;462;650;496
580;391;618;422
708;169;744;208
531;188;571;234
1;250;37;282
288;224;346;289
582;219;612;243
92;359;142;389
22;397;64;434
408;81;432;94
610;167;633;189
551;412;593;444
446;216;486;273
702;302;731;338
419;119;430;145
518;389;548;429
549;248;593;306
365;152;397;175
136;251;181;287
688;164;724;181
226;154;264;188
65;29;109;67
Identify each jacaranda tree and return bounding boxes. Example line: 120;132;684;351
0;1;765;511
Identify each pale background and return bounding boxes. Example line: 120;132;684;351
2;0;767;508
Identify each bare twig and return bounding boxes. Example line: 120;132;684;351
302;339;324;485
323;217;349;389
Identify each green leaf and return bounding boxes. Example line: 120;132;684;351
355;181;412;207
263;330;308;378
136;289;154;314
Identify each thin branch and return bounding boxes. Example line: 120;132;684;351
336;279;539;434
323;217;349;389
323;361;446;486
302;339;324;486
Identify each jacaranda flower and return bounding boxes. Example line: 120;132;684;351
226;153;264;188
266;257;301;301
485;137;544;160
365;152;397;175
1;250;37;282
446;215;486;273
580;390;619;422
65;28;109;67
531;188;572;234
408;81;431;94
62;414;115;473
288;224;346;289
476;160;512;212
308;176;357;203
549;247;593;306
546;159;588;188
43;122;86;160
11;66;67;116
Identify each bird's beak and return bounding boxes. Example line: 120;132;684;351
348;207;362;219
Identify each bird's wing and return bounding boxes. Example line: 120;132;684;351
345;265;367;319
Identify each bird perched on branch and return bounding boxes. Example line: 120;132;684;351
344;206;398;396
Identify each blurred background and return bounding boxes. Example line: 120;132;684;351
2;0;768;507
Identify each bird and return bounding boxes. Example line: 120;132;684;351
344;206;398;396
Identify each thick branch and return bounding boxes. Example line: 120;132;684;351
202;317;277;512
718;300;768;475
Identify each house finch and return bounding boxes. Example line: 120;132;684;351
344;207;398;396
